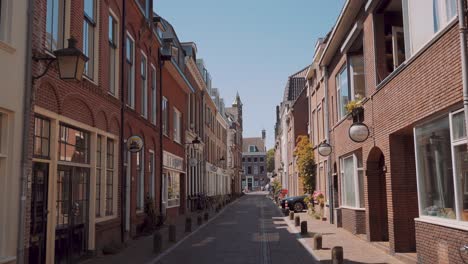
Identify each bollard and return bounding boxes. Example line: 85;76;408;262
197;215;203;226
300;221;308;236
295;216;300;227
153;231;162;253
204;212;209;221
168;224;176;242
289;211;294;220
185;217;192;232
331;246;344;264
313;234;322;250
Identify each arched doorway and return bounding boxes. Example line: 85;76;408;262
367;147;389;241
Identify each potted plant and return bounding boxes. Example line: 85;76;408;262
345;95;364;117
313;191;326;220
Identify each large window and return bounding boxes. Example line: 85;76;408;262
167;172;180;207
46;0;65;51
58;124;90;164
136;149;144;211
162;97;168;136
96;135;102;217
149;151;155;198
34;116;51;159
106;139;114;216
151;65;157;125
126;34;135;108
340;153;364;208
405;0;457;56
108;14;118;96
173;108;181;143
415;111;468;221
336;67;349;120
254;165;258;175
83;0;96;79
141;52;148;118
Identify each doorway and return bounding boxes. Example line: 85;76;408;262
29;162;49;264
55;165;90;263
367;147;389;242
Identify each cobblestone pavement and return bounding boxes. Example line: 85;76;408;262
151;192;316;264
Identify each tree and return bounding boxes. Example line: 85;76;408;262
266;148;275;173
293;135;316;194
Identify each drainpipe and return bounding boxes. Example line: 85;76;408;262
18;0;35;262
322;66;334;224
158;54;164;222
458;0;468;144
119;0;127;243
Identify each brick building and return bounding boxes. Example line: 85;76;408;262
242;132;268;190
226;93;244;195
307;0;468;262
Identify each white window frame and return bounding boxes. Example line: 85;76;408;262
126;32;135;109
136;148;145;212
173;108;181;144
340;154;364;209
151;64;157;125
140;51;148;118
45;0;65;51
336;66;348;120
414;109;468;230
167;171;180;208
149;150;155;199
83;0;97;80
108;11;119;97
162;97;168;136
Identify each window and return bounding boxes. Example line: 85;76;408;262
260;157;264;162
149;151;155;198
249;145;257;152
33;116;51;159
260;166;265;174
404;0;457;56
108;14;118;95
106;139;114;216
137;0;150;18
173;108;181;143
151;65;157;125
96;135;102;217
58;124;90;164
141;53;148;117
415;112;463;221
0;113;4;155
167;172;180;207
126;34;135;108
336;67;349;120
136;149;144;211
83;0;96;79
247;157;251;162
46;0;65;51
242;157;245;162
340;153;364;208
247;166;252;174
254;157;258;162
162;97;168;136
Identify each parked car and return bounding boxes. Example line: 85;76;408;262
280;195;308;212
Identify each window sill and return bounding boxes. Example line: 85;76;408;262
338;206;365;211
108;91;119;99
0;41;15;54
0;256;16;264
96;215;117;224
415;216;468;232
83;75;98;86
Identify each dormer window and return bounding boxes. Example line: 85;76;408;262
137;0;150;18
249;145;257;153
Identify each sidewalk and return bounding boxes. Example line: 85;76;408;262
279;206;414;264
81;202;232;264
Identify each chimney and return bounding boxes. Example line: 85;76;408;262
262;129;266;141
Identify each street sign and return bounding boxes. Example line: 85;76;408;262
126;136;143;153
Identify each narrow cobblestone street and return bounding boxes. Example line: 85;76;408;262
152;193;315;264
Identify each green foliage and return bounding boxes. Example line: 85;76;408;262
293;135;316;194
266;148;275;173
345;95;364;114
271;180;282;197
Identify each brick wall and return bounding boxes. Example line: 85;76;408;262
341;208;366;235
415;221;468;264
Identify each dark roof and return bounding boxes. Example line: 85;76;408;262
283;66;309;102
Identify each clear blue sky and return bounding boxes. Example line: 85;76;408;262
154;0;345;149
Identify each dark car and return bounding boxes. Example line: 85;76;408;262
280;195;308;212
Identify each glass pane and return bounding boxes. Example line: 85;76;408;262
358;170;365;208
416;116;455;219
339;68;349;118
84;0;94;19
343;156;356;207
350;55;365;99
452;111;466;141
453;144;468;221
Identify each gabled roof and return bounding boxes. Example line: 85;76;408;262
283;66;309;102
243;137;266;153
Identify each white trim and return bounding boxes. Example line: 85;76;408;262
108;9;120;98
339;206;366;211
415;217;468;232
126;32;136;109
140;51;148;118
149;149;155;199
340;21;363;54
150;64;157;125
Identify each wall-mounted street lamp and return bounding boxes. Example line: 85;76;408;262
318;141;333;157
186;136;202;151
348;106;370;143
33;37;88;81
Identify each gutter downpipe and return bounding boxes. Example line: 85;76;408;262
119;0;127;243
322;66;334;225
158;53;165;223
458;0;468;146
18;0;35;262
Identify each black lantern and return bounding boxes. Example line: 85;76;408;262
186;136;202;151
349;122;370;143
53;38;89;81
318;142;333;157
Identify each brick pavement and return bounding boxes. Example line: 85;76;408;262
280;207;413;264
